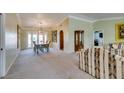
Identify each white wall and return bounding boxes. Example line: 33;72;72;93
20;30;28;49
51;17;93;53
56;18;69;52
20;30;50;49
68;18;93;52
93;18;124;44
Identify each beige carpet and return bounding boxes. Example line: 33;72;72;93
5;49;94;79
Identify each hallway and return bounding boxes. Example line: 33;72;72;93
5;49;94;79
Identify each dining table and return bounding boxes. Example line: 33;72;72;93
34;43;49;54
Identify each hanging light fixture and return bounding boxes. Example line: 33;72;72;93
38;22;42;34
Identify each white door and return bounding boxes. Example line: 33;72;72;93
0;14;5;77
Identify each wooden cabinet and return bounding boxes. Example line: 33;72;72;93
74;31;84;52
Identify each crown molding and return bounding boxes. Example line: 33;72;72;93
68;15;94;23
55;15;94;28
56;16;68;27
92;16;124;22
68;15;124;23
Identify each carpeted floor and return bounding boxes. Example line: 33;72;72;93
5;49;94;79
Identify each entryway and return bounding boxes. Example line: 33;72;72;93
60;30;64;50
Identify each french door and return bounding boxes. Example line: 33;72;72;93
27;33;38;48
74;30;84;52
27;32;47;48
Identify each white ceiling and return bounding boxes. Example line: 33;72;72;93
19;13;67;29
80;13;124;20
19;13;124;29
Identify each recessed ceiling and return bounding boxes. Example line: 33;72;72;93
19;13;124;29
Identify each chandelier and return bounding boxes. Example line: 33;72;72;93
38;22;42;34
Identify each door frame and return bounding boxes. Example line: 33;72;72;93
74;30;84;52
0;13;6;78
17;25;20;49
59;30;64;50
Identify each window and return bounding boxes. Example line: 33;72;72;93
32;34;38;43
44;34;47;43
28;33;31;48
39;34;43;44
27;32;48;48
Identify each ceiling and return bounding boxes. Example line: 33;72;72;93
81;13;124;20
19;13;124;29
19;13;67;29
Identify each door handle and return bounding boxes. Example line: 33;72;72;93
0;48;3;51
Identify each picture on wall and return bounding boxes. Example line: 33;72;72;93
52;30;57;42
116;23;124;42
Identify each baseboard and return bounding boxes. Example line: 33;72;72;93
5;50;20;76
0;76;5;79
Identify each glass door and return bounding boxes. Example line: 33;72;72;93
32;34;38;43
39;34;43;44
27;32;48;48
27;33;38;48
39;33;47;44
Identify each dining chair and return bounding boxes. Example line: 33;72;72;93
33;41;36;52
33;41;39;54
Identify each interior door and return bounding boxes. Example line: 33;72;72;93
0;13;5;77
60;30;64;50
0;13;2;77
74;31;84;52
